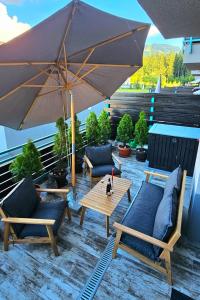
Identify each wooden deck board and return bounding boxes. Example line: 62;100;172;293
0;154;198;300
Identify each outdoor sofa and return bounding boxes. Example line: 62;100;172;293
113;166;187;285
0;177;70;256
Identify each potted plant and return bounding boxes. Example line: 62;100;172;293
98;110;111;144
116;113;134;157
68;114;84;173
135;111;148;162
9;140;43;194
86;111;100;145
50;117;68;188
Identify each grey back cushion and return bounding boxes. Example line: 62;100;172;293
1;177;39;236
153;166;182;257
153;188;178;257
165;166;182;195
85;144;114;166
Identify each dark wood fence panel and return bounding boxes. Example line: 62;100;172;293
107;92;200;138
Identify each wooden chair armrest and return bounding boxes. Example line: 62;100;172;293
2;217;55;226
113;222;173;251
84;155;93;169
36;188;69;194
144;170;169;181
112;153;122;169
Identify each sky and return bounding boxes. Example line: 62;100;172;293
0;0;183;47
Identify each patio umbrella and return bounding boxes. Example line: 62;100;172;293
138;0;200;38
0;0;150;186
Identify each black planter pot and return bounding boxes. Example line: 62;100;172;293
49;168;68;188
136;148;147;162
75;156;83;173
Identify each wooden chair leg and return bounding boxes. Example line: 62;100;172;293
80;207;86;226
4;222;10;251
165;251;172;285
46;225;59;256
112;230;122;259
66;206;71;222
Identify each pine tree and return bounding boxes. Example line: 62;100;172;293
86;112;100;145
98;110;111;144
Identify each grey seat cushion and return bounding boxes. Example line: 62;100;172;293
92;165;121;177
1;178;39;236
85;144;113;166
121;181;164;260
20;200;66;238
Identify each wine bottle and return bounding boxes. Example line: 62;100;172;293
106;178;112;196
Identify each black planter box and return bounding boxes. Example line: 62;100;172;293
148;124;200;176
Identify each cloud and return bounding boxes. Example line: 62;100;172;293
148;24;160;37
0;0;21;4
0;2;31;43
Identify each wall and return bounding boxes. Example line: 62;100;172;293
187;142;200;241
0;126;7;151
107;92;200;138
4;123;56;150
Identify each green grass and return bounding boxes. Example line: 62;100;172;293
117;88;149;93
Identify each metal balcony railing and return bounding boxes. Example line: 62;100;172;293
0;123;86;198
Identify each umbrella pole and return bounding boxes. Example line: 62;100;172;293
69;90;76;187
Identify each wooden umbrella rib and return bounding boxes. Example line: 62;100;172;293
68;29;138;61
19;79;63;130
67;68;105;97
37;88;62;98
79;65;99;80
0;67;49;102
0;62;55;66
57;1;77;63
68;62;137;68
74;47;95;78
22;84;64;88
0;62;139;68
31;64;60;84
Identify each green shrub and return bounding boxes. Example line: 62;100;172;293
116;114;134;146
9;140;43;182
134;111;148;147
98;110;111;144
86;112;100;145
53;117;68;168
68;114;83;153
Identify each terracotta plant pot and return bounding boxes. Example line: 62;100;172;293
118;145;131;157
136;148;147;162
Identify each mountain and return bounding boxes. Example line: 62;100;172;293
144;43;181;55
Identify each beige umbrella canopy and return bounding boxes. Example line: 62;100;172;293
0;0;150;185
138;0;200;38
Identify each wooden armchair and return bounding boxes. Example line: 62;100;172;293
84;144;122;180
113;169;187;285
0;178;70;256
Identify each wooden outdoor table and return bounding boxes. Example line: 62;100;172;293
79;175;132;237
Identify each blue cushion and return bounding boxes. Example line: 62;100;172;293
92;165;121;177
19;200;66;238
1;178;39;236
121;181;164;260
165;166;182;196
85;144;113;166
153;188;178;257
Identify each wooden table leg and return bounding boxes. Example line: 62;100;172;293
127;188;131;202
80;207;86;226
106;216;110;237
